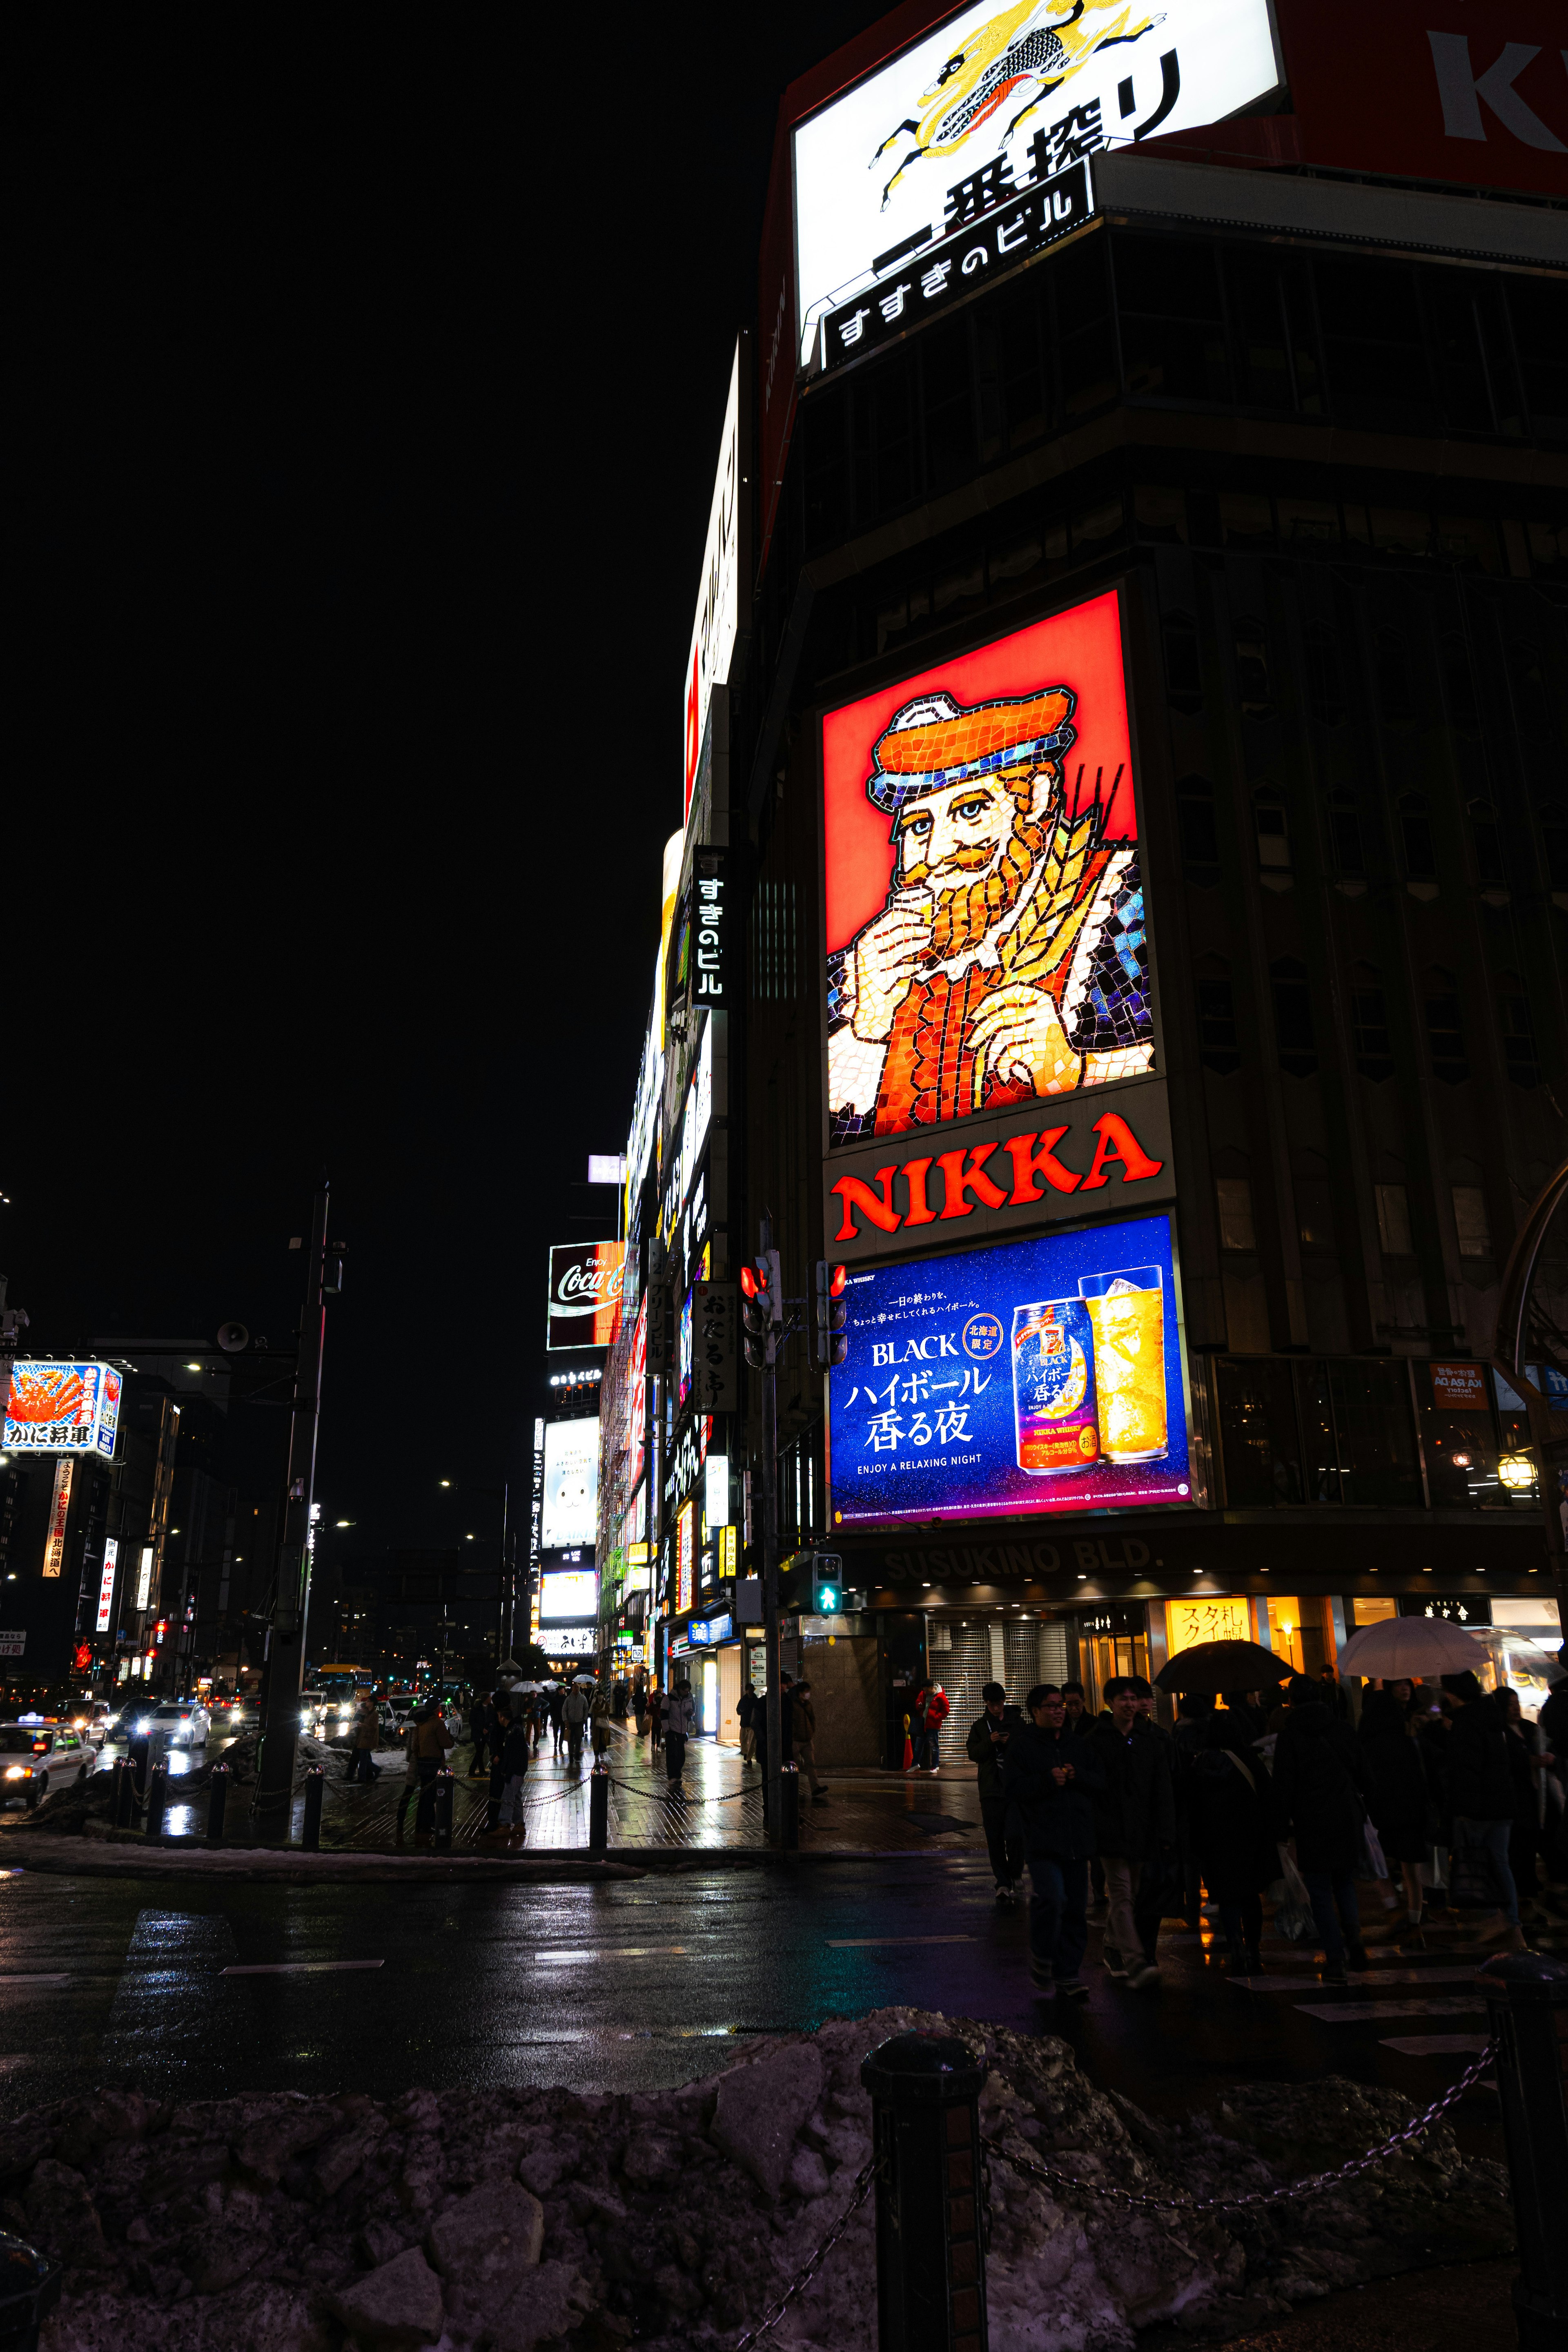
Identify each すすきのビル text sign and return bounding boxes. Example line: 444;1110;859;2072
826;1077;1174;1264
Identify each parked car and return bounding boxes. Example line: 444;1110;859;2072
0;1719;91;1807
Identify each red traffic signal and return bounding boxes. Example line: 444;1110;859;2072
815;1261;849;1368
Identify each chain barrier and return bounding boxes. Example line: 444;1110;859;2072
606;1773;758;1808
731;2156;879;2351
983;2039;1496;2214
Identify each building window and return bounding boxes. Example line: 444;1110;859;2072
1234;619;1273;719
1537;804;1568;890
1352;984;1393;1080
1163;611;1202;713
1374;628;1414;726
1498;986;1539;1087
1196;963;1241;1075
1254;792;1291;871
1399;792;1437;881
1512;641;1551;737
1468;800;1505;884
751;880;798;1000
1271;957;1316;1077
1177;774;1219;880
1303;619;1345;724
1215;1177;1257;1251
1441;631;1479;733
1375;1183;1414;1254
1425;972;1468;1083
1329;791;1365;878
1452;1185;1492;1257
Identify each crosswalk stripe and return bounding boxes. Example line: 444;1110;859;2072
1380;2034;1492;2056
222;1960;384;1976
1231;1966;1480;1993
826;1936;977;1949
532;1947;690;1962
0;1972;69;1984
1294;1997;1486;2022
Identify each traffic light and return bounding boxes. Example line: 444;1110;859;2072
814;1261;849;1369
740;1250;781;1369
813;1554;843;1617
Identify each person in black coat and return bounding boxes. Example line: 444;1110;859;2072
966;1683;1025;1904
1187;1709;1276;1972
1087;1679;1176;1989
1359;1689;1432;1930
1271;1679;1373;1980
1441;1670;1523;1938
1002;1684;1106;2000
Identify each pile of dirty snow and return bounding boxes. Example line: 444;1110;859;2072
1;2007;1512;2352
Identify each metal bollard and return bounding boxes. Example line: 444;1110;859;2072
301;1765;325;1851
206;1764;229;1846
781;1762;800;1853
108;1757;127;1830
0;2229;61;2352
144;1761;167;1842
589;1764;609;1858
122;1735;149;1827
1482;1952;1568;2351
861;2031;989;2352
434;1768;455;1853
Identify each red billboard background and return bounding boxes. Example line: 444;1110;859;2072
822;590;1134;961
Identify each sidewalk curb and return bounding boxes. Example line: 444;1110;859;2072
4;1835;646;1884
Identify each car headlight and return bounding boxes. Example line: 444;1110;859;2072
4;1766;27;1780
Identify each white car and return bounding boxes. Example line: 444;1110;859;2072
139;1700;210;1748
0;1720;92;1807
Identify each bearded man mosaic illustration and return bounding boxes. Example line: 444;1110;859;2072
824;592;1154;1147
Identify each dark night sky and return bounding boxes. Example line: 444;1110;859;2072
4;9;882;1577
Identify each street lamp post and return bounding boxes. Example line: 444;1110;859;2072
254;1180;338;1838
1493;1156;1568;1628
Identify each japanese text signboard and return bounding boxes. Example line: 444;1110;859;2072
1166;1594;1251;1652
824;592;1160;1206
690;1281;739;1414
95;1539;120;1635
683;339;751;822
41;1459;74;1579
4;1361;121;1458
820;158;1094;372
827;1214;1192;1528
792;0;1281;367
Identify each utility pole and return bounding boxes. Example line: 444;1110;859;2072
742;1216;784;1843
254;1180;336;1838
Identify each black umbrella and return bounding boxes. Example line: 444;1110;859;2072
1154;1639;1292;1695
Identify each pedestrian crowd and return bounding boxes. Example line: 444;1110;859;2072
965;1662;1555;2000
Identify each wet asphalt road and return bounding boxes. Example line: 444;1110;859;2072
0;1857;1502;2152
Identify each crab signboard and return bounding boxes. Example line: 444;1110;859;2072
3;1361;122;1458
792;0;1283;367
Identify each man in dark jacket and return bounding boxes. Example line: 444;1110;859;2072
1089;1678;1177;1989
966;1682;1024;1904
737;1684;759;1765
467;1695;493;1779
1271;1677;1372;1980
485;1707;531;1844
1002;1684;1106;2000
1441;1670;1523;1943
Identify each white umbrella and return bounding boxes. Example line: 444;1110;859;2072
1337;1615;1488;1677
572;1673;597;1686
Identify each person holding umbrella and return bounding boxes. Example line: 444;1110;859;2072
1002;1684;1107;2000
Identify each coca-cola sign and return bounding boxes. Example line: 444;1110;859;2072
546;1241;626;1352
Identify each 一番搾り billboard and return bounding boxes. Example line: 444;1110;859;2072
824;589;1161;1188
792;0;1283;368
827;1214;1192;1528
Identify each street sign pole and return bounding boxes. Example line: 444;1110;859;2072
759;1212;784;1849
254;1179;333;1840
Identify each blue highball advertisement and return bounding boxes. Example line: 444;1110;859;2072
828;1215;1191;1529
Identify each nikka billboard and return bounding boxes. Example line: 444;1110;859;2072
821;586;1170;1261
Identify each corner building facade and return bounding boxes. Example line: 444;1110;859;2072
725;0;1568;1758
